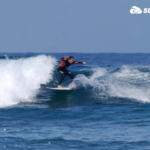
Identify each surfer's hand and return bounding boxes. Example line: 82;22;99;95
82;62;86;64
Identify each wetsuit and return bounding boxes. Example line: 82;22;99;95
57;57;83;85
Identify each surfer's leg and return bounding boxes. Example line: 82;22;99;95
57;70;65;86
64;71;74;83
69;72;74;83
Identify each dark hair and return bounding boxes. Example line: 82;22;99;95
68;56;74;59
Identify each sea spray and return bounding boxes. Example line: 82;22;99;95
108;65;150;102
71;65;150;103
0;55;57;107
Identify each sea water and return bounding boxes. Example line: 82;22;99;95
0;53;150;150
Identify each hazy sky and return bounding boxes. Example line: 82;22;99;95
0;0;150;53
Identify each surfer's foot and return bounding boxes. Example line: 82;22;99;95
57;85;63;88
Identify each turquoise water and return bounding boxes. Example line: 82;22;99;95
0;53;150;150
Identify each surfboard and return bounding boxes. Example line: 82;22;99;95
46;87;72;90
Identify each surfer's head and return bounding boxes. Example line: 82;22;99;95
68;56;74;64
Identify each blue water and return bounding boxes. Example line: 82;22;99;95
0;53;150;150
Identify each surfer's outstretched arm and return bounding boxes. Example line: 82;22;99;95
73;61;86;64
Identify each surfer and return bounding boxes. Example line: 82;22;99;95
57;56;86;88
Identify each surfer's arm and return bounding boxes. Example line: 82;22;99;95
73;61;86;64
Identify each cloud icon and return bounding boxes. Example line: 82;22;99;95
130;6;142;14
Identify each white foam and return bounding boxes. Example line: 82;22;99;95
72;65;150;103
0;55;56;107
71;67;107;90
90;68;107;80
108;65;150;102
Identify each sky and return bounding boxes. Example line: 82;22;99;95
0;0;150;53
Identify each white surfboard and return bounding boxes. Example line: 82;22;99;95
46;87;72;90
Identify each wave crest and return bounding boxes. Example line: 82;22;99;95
0;55;56;107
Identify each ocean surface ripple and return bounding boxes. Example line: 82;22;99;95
0;53;150;150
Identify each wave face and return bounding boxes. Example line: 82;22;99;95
1;53;150;108
0;55;56;107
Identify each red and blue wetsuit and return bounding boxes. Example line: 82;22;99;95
57;57;83;85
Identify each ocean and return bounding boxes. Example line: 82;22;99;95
0;53;150;150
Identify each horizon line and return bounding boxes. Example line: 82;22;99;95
0;52;150;54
